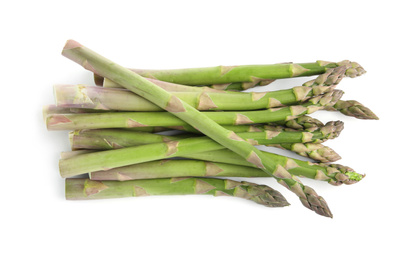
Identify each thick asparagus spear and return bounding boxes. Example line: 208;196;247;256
46;89;343;131
55;67;345;112
61;40;334;217
65;178;290;207
94;60;365;90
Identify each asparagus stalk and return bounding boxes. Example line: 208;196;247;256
61;40;333;217
69;121;343;150
46;89;343;131
55;67;345;112
65;178;290;207
94;60;365;90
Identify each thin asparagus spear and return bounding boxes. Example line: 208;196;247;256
69;121;343;150
325;100;379;120
46;90;343;131
65;178;290;207
61;40;333;217
94;60;365;90
55;67;345;111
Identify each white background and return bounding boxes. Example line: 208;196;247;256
1;1;415;259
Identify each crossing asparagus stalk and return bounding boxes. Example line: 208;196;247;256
61;40;334;217
325;100;379;120
94;60;364;90
65;177;290;207
46;89;343;131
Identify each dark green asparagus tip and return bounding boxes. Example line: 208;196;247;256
335;100;379;120
300;186;333;218
327;164;366;185
244;182;290;207
336;60;367;78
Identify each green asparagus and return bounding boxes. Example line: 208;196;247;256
94;60;365;90
60;40;351;217
46;89;343;131
65;177;290;207
55;66;345;112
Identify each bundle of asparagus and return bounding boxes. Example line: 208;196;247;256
45;40;377;218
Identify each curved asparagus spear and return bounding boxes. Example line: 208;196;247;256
65;178;290;207
46;90;343;131
94;60;365;90
62;40;333;217
325;100;379;120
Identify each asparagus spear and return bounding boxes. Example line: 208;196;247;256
46;89;343;131
62;147;361;186
65;178;290;207
69;121;343;150
55;67;345;112
94;60;364;90
61;40;334;217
